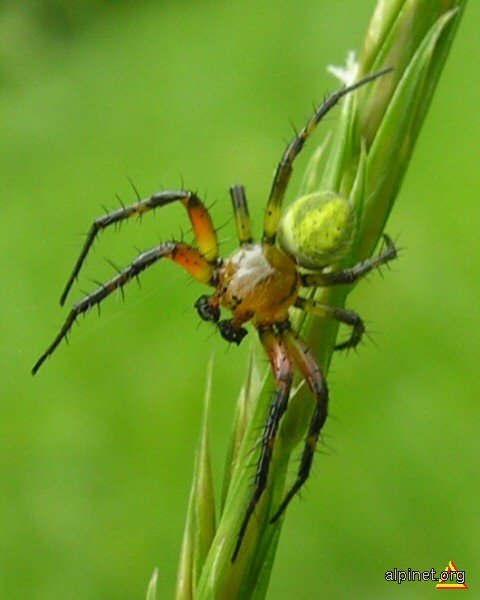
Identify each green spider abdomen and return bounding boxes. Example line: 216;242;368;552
278;191;355;269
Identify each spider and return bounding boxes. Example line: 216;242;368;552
32;68;397;562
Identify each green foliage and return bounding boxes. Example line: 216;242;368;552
146;569;158;600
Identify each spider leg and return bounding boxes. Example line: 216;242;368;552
60;190;218;305
232;325;293;562
295;297;364;351
33;242;213;375
270;326;328;523
262;68;392;244
301;234;397;287
229;185;253;245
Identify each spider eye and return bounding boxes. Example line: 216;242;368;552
278;191;356;269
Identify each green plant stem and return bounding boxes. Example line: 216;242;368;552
175;1;467;598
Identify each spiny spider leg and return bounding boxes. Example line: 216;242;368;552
270;326;328;523
230;185;253;245
301;234;397;287
32;243;213;375
232;325;293;562
262;68;392;244
295;297;365;351
60;190;218;306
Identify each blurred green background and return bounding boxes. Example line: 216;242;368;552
1;1;479;598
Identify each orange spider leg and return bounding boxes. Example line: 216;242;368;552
232;325;293;561
32;242;213;375
60;190;218;305
182;193;218;262
270;326;328;523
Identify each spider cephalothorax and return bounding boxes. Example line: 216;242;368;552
33;68;396;561
211;242;300;334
